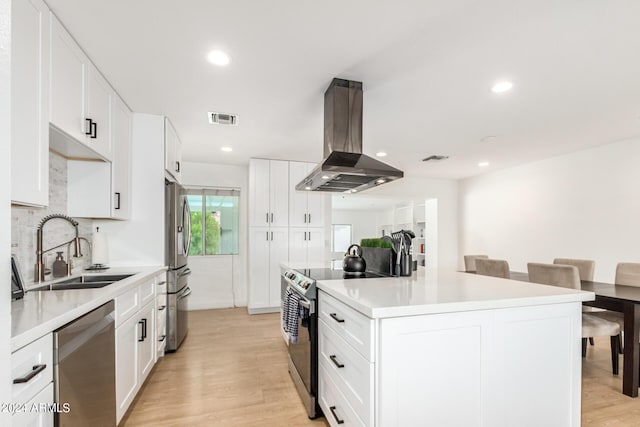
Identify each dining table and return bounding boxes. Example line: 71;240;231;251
506;271;640;397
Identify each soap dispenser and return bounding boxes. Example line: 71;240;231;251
52;252;68;278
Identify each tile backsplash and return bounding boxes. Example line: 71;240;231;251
12;151;94;284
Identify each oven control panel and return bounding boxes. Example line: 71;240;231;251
282;269;316;296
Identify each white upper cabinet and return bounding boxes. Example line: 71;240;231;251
85;63;113;159
111;95;132;219
249;159;289;227
164;118;182;183
289;161;326;228
49;13;112;161
11;0;50;207
49;13;86;143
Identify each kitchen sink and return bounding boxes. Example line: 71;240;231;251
33;274;134;291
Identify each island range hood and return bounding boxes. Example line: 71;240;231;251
295;78;403;193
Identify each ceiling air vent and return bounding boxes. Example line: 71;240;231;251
208;112;238;126
422;155;449;162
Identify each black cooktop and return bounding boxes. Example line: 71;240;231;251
293;268;390;281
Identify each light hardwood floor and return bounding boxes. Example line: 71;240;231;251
122;308;640;426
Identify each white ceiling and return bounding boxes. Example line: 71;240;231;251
46;0;640;180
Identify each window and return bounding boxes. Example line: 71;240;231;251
187;188;239;255
332;224;352;253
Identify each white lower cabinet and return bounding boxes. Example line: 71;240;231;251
11;382;54;427
11;333;54;426
115;280;158;424
248;227;288;311
318;291;582;427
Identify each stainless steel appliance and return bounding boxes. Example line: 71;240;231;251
281;267;390;419
165;180;192;351
295;78;403;193
54;301;116;426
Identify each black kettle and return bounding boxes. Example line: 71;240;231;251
343;244;366;274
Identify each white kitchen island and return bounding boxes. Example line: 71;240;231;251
316;268;594;427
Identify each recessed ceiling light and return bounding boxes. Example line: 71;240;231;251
480;136;497;143
321;175;330;180
304;186;311;190
376;179;386;184
490;81;513;93
221;146;232;152
478;161;490;167
375;151;387;157
207;50;230;66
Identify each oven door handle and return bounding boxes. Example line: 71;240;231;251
299;299;311;310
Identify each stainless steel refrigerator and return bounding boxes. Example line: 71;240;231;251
165;180;192;351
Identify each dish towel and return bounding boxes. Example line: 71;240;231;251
282;288;302;344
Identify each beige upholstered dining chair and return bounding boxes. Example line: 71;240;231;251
475;258;510;279
464;255;488;272
553;258;595;281
527;262;621;374
591;263;640;329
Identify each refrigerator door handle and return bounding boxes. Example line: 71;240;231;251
178;286;192;300
178;268;192;278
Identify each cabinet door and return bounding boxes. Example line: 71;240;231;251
111;95;132;219
50;14;87;142
269;160;289;227
248;227;271;308
269;228;289;306
249;159;271;226
307;228;326;264
289;161;309;228
138;302;155;383
306;191;326;227
86;63;112;159
288;227;308;265
115;313;139;424
173;130;183;183
11;0;49;207
12;382;54;427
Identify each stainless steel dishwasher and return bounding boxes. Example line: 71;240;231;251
54;300;116;426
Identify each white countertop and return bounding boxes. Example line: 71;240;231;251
11;266;166;352
317;268;595;318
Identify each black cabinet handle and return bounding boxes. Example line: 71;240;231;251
142;318;148;340
270;213;274;223
304;231;307;241
270;231;273;241
138;320;145;342
329;406;344;424
329;313;345;323
158;335;166;342
175;161;180;173
158;305;166;311
308;213;311;223
266;213;269;223
266;231;269;241
115;192;121;210
90;121;97;139
304;213;307;223
85;118;92;135
329;355;344;368
13;364;46;384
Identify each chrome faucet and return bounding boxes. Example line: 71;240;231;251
34;214;89;282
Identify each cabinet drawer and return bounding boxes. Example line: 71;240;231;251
319;291;374;361
156;274;167;295
319;319;373;425
116;286;139;326
139;279;155;306
319;365;366;427
12;382;54;426
12;334;53;405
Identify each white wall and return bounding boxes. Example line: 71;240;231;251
331;209;382;249
459;138;640;282
1;0;13;420
364;176;459;269
181;161;248;309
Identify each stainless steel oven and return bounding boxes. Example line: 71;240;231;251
281;267;391;420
